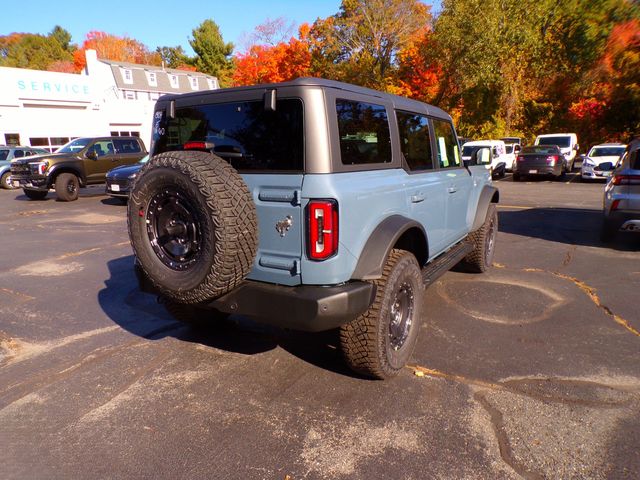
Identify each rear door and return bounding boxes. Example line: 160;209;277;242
153;94;305;286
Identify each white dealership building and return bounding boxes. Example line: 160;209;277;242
0;50;219;151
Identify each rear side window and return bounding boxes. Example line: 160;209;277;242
13;150;24;158
337;99;391;165
114;138;142;154
0;150;9;161
396;111;433;171
153;99;304;172
432;119;461;168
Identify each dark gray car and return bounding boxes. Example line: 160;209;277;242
513;145;566;181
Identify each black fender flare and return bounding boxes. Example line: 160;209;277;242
47;164;86;187
350;215;428;281
471;185;499;231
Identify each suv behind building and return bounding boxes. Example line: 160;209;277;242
10;136;147;201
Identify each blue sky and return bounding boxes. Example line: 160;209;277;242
1;0;438;55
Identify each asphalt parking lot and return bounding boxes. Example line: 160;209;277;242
1;172;639;479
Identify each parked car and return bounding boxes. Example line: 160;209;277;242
128;77;499;379
513;145;566;181
105;154;149;201
503;143;521;171
10;137;147;201
461;140;507;178
602;139;640;241
580;143;626;182
534;133;579;171
0;146;49;189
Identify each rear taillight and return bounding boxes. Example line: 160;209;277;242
183;141;214;151
546;155;558;165
517;156;525;162
611;175;640;186
610;199;621;211
307;200;339;260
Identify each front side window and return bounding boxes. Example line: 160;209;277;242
153;98;304;172
396;111;433;171
88;141;115;157
433;119;461;168
13;150;24;158
0;150;9;161
337;99;391;165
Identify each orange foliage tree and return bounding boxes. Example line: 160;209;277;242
74;31;161;71
232;24;312;86
391;28;441;102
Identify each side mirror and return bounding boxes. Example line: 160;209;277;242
472;147;491;165
574;144;579;151
86;150;98;160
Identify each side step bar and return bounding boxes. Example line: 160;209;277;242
422;241;473;288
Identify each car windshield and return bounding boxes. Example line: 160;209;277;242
139;155;149;163
0;149;9;161
500;137;520;144
537;136;571;148
590;147;625;157
56;138;91;153
462;146;481;156
522;146;559;154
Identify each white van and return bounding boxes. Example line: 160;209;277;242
534;133;579;171
461;140;508;178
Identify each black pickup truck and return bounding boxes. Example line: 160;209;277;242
10;136;147;201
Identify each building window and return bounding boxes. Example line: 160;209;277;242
169;75;179;88
149;92;160;101
146;71;158;87
124;91;136;100
207;79;218;90
30;136;72;152
121;68;133;85
110;130;140;138
189;77;199;90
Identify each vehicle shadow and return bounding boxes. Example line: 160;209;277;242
498;207;639;250
98;255;358;378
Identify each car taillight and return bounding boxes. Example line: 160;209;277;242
517;156;525;162
610;199;621;211
183;141;214;151
546;155;558;165
611;174;640;186
307;200;339;260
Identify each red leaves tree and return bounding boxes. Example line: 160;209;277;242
74;31;161;72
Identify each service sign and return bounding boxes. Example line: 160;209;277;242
0;66;94;104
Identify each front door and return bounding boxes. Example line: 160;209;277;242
84;140;118;183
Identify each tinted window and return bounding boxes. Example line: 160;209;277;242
590;147;625;157
0;150;8;161
114;138;142;154
88;141;115;157
13;150;24;158
538;136;571;147
337;99;391;165
432;119;461;168
396;111;433;171
522;146;560;154
153;99;304;172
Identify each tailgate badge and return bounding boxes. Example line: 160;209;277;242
276;215;293;237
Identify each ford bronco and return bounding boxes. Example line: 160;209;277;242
128;78;499;379
10;136;147;201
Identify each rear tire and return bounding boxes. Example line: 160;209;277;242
1;171;14;190
128;151;258;305
23;189;48;200
55;173;79;201
340;249;423;379
464;204;498;273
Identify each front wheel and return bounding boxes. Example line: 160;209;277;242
340;249;423;379
1;171;15;190
55;173;79;201
23;189;48;200
463;204;498;273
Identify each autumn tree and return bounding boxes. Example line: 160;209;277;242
0;27;74;72
233;23;312;86
189;19;234;85
309;0;432;89
156;45;195;70
73;31;161;72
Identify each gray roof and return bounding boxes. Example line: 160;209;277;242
99;58;218;94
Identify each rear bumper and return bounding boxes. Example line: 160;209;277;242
135;264;375;332
514;165;562;176
605;210;640;231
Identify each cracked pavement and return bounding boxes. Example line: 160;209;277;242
1;177;639;479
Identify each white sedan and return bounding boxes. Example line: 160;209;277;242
581;143;626;181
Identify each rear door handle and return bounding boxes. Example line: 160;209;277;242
411;194;425;203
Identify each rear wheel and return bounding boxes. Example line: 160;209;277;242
55;173;79;201
23;189;48;200
340;249;423;379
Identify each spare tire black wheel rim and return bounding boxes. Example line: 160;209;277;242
389;281;414;350
146;188;202;271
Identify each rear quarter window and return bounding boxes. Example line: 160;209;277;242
336;99;391;165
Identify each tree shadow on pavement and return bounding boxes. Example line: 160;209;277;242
98;255;358;377
498;207;639;251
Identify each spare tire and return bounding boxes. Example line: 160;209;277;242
127;151;258;304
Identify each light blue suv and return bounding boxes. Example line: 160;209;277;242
0;146;49;189
128;78;499;379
